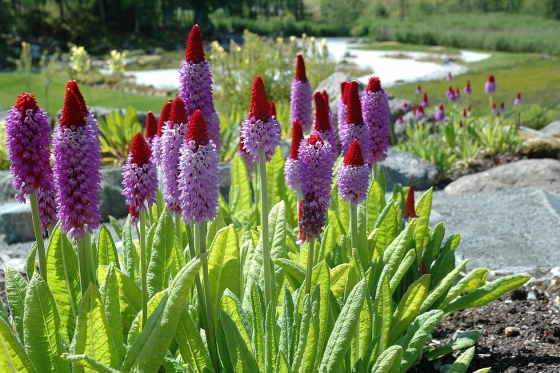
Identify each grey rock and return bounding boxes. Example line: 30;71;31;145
444;159;560;194
0;171;18;203
315;72;352;117
0;203;34;244
380;149;439;191
540;121;560;137
99;167;128;220
218;162;232;200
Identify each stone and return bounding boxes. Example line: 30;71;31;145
504;327;520;337
0;202;34;244
0;171;18;203
540;121;560;137
444;159;560;194
99;167;128;220
519;130;560;159
380;149;439;191
218;162;232;200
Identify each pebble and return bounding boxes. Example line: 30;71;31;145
505;327;521;337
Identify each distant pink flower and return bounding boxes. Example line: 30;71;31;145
464;80;472;95
404;185;418;221
491;103;497;114
421;92;429;108
402;102;409;112
415;85;422;95
446;72;453;81
514;92;522;106
500;102;505;113
446;86;456;102
312;92;337;151
454;87;461;100
435;104;445;122
416;105;425;120
462;108;468;119
485;75;497;94
396;115;404;125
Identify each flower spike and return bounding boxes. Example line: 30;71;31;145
404;185;418;221
338;139;370;205
185;24;205;63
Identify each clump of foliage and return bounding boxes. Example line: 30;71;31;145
0;120;10;170
97;106;142;165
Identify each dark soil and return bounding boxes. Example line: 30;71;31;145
1;268;559;372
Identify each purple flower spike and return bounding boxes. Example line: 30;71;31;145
514;92;522;106
485;75;497;94
312;92;337;151
421;92;429;108
416;105;425;120
446;72;453;81
435;104;445;122
454;87;461;101
338;140;370;205
6;93;53;203
290;54;313;133
446;86;456;102
123;133;158;224
179;110;220;223
53;81;102;238
362;77;390;163
415;85;422;95
340;81;370;161
161;97;189;214
179;24;221;150
396;115;404;125
240;76;281;162
37;186;57;234
337;82;349;133
238;132;255;176
152;99;173;165
464;81;472;95
321;90;337;147
285;120;304;192
298;134;335;241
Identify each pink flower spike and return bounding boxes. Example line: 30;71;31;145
404;185;418;221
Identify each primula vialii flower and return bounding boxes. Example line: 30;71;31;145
161;97;189;214
362;76;390;163
396;115;404;125
238;133;254;176
144;111;157;146
403;185;418;221
322;90;338;151
421;92;429;108
337;140;370;205
485;75;497;94
152;99;173;165
52;81;102;238
446;72;453;81
122;133;158;223
312;92;337;151
491;103;497;114
290;54;313;132
514;92;522;106
462;108;468;119
179;24;221;150
298;134;335;241
6;93;53;203
240;76;281;162
435;104;445;122
416;105;425;120
338;81;349;131
340;81;369;160
284;120;304;192
402;102;409;112
500;102;505;113
179;110;220;223
415;85;422;95
446;86;455;102
269;101;277;117
464;80;472;95
36;187;57;234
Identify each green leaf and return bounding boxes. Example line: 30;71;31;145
207;207;225;250
424;330;480;361
251;285;266;372
127;290;167;346
439;268;489;310
367;180;386;234
46;226;81;345
330;263;350;300
120;253;206;372
147;207;175;298
318;279;367;373
419;259;469;314
389;249;416;296
374;204;399;253
446;346;475;373
230;154;252;214
70;284;118;372
274;258;305;290
4;267;27;343
99;263;124;364
414;189;433;252
108;216;123;240
121;216;136;280
370;345;402;373
291;294;311;373
443;274;530;315
264;303;277;373
220;290;252;350
0;317;37;373
175;308;212;373
23;273;70;373
96;265;141;336
422;222;445;266
390;275;431;345
97;225;121;270
278;286;295;364
220;307;260;372
61;354;121;373
208;225;241;324
26;242;37;280
396;310;444;373
373;273;391;357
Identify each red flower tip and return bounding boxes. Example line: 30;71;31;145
321;90;329;105
501;102;505;108
438;104;444;110
314;91;331;131
419;261;427;276
187;110;209;151
423;92;428;100
417;84;421;90
156;99;173;137
340;81;348;96
60;88;86;128
269;101;277;117
398;115;403;120
403;102;408;108
15;92;38;111
129;205;139;220
468;104;472;111
170;97;188;128
404;185;418;220
185;24;205;63
463;108;467;116
145;111;158;140
412;106;417;114
295;54;307;82
517;92;521;99
289;120;304;160
459;120;464;128
250;76;270;121
367;76;382;93
488;74;495;82
492;103;496;109
346;81;363;125
343;140;365;166
448;85;454;92
418;105;424;114
130;132;151;167
466;80;471;87
67;80;87;113
308;133;323;146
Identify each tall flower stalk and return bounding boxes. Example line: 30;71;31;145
285;119;304;200
340;81;370;160
6;93;54;281
53;81;102;292
312;91;337;151
122;132;157;328
290;54;313;133
240;76;281;306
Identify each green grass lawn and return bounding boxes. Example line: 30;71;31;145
384;51;560;126
0;72;171;117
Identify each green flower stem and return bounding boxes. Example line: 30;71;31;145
372;162;378;183
175;215;183;249
29;192;47;283
305;236;315;295
196;222;220;373
139;210;148;329
259;148;273;307
147;204;154;226
186;222;195;259
84;232;96;285
77;238;89;295
350;203;358;251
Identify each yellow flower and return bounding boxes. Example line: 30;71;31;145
69;46;91;73
108;50;127;74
